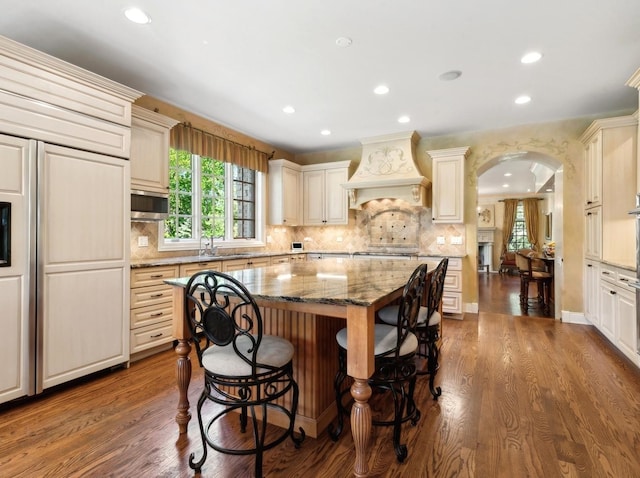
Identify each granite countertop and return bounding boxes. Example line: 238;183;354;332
165;257;442;307
131;250;463;268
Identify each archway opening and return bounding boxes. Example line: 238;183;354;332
476;151;563;318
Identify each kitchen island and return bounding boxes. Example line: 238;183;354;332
166;257;439;477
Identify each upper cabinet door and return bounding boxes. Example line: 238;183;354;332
429;147;469;224
302;162;350;226
130;106;178;194
303;169;327;225
268;159;301;225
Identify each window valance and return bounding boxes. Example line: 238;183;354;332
170;122;269;173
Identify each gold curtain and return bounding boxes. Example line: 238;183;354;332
501;199;518;254
170;123;268;173
523;198;540;250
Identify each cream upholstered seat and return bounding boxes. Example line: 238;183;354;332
184;270;305;478
329;263;428;463
378;257;448;399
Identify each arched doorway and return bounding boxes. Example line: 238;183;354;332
476;152;563;318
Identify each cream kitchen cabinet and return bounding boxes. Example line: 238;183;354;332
130;105;178;194
427;147;469;224
580;115;637;267
270;254;307;265
583;260;600;327
584;132;602;208
597;264;637;364
178;260;222;277
223;257;271;272
130;265;179;358
289;253;307;263
0;36;140;402
302;161;350;225
268;159;302;226
584;207;602;260
419;256;463;315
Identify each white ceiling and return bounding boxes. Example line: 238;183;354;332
1;1;639;170
477;155;555;196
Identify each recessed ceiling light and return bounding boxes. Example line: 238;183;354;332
398;115;410;124
335;37;352;48
282;105;295;114
502;184;510;188
439;70;462;81
374;85;389;95
527;188;532;192
321;129;331;136
124;7;151;24
515;95;531;105
504;172;512;177
521;51;543;64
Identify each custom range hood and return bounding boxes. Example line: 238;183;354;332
342;131;430;209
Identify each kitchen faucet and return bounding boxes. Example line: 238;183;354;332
199;235;218;256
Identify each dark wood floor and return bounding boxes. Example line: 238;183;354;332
2;284;639;477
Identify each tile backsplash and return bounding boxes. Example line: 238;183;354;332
131;199;465;261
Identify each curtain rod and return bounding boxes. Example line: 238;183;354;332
497;198;544;202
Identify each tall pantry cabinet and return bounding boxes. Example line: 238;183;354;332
0;36;141;403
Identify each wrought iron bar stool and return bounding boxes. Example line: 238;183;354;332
377;258;448;400
184;270;305;478
329;263;428;463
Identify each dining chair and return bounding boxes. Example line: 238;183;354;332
184;270;305;478
515;250;553;315
328;263;428;463
377;258;448;400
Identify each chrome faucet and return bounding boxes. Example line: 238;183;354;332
200;235;218;256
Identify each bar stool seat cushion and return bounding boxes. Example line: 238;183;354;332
378;305;441;327
336;324;418;358
202;334;294;376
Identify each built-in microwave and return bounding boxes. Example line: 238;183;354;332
131;190;169;221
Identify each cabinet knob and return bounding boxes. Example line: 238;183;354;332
610;290;617;295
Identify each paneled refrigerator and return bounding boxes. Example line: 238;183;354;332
0;134;129;403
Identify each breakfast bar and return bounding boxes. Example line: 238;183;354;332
166;257;438;477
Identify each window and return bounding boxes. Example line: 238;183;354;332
507;202;531;251
159;148;264;252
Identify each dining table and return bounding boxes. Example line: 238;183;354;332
165;257;439;477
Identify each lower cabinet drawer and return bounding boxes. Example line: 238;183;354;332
130;302;174;328
442;292;462;315
130;321;174;353
443;269;462;292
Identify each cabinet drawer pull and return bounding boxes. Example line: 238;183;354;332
150;312;164;317
587;264;592;267
150;293;164;298
150;333;164;338
150;274;164;279
602;271;611;275
619;278;629;282
610;290;617;295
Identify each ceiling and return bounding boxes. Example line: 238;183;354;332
477;155;556;196
1;0;639;163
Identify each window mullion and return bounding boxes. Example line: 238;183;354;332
193;154;202;241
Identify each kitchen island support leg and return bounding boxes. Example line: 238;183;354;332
175;338;192;434
351;379;372;477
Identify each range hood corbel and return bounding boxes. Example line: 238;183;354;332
342;131;430;209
